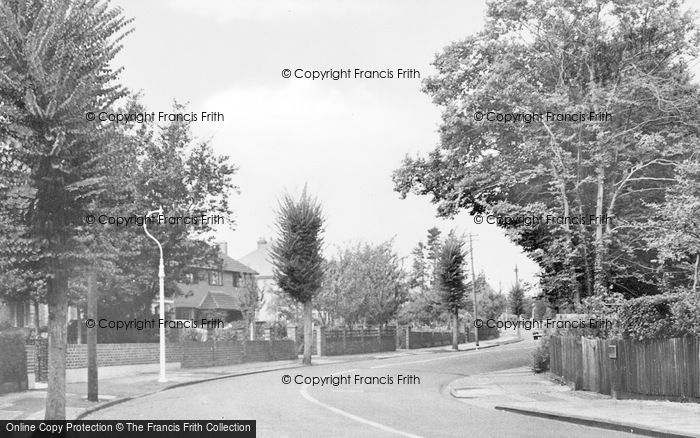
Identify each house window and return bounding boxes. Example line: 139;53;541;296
232;272;241;287
185;272;198;284
208;270;223;286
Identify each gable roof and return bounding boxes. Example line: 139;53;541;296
173;282;250;310
191;253;257;275
240;240;273;278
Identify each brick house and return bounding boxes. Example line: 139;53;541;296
167;243;258;323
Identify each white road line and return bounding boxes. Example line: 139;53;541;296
299;385;425;438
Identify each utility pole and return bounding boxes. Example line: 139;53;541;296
469;233;479;347
514;264;519;286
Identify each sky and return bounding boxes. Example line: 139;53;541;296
110;0;700;294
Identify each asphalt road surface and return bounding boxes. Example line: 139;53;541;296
87;340;636;437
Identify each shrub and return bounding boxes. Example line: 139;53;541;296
617;292;690;341
531;335;550;373
0;329;28;393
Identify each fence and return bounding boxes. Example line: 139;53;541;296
550;336;700;400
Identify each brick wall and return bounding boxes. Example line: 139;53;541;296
181;339;296;368
65;343;183;369
25;344;35;374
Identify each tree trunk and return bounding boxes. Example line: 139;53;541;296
302;300;313;365
45;274;68;420
87;270;98;402
594;165;606;295
451;309;459;351
693;254;699;294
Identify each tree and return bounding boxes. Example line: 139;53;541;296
509;283;526;318
476;273;507;320
426;227;442;285
271;189;325;365
393;0;700;308
436;233;467;350
645;158;700;292
0;0;132;419
409;242;427;290
318;241;407;327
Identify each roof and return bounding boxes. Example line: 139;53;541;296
173;282;250;310
192;253;257;275
240;240;273;278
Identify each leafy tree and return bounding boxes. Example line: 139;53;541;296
0;0;132;419
476;273;507;320
393;0;700;308
436;232;467;350
318;241;407;327
271;189;325;365
645;159;700;292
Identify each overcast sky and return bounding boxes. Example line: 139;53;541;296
111;0;700;293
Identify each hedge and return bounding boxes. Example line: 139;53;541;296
0;329;28;394
618;292;700;341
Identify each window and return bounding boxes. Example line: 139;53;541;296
232;272;241;287
208;270;223;286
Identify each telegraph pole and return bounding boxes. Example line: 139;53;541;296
469;233;479;347
514;265;519;285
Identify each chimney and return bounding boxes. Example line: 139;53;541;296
217;241;228;256
257;237;267;248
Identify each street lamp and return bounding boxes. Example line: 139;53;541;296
144;207;167;383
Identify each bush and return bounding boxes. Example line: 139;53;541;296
617;292;698;341
531;336;550;373
0;329;28;394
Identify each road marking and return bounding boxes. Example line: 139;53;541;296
300;385;425;438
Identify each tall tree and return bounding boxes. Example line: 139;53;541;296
393;0;700;308
0;0;132;419
436;232;467;350
426;227;442;285
508;283;526;318
409;242;427;290
271;189;325;365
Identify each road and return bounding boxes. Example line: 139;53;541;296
87;340;636;437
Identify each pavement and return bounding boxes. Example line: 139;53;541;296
449;366;700;438
0;335;519;421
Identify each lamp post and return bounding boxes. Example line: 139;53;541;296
144;207;167;383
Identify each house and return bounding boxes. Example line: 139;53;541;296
168;242;258;323
239;238;282;321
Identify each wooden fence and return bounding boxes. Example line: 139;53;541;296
550;336;700;400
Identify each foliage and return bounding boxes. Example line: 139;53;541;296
317;240;408;327
436;233;467;313
392;0;700;308
532;336;550;373
0;0;135;419
508;283;526;317
575;292;624;338
397;288;448;327
477;285;507;320
645;159;700;290
617;292;700;341
271;189;325;304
